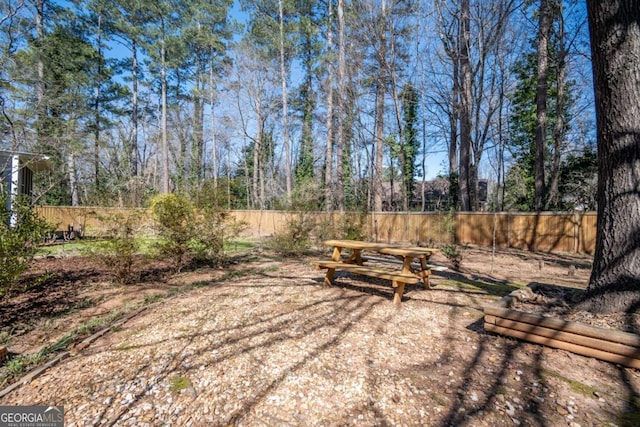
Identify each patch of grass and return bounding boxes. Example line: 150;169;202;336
442;279;522;297
225;240;254;253
541;368;599;396
169;376;191;393
4;353;46;377
115;343;134;351
36;241;95;258
144;293;164;305
5;357;27;376
430;392;447;406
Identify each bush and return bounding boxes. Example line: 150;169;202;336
92;212;143;284
150;192;246;271
267;211;317;257
0;195;54;295
150;193;194;270
440;243;463;270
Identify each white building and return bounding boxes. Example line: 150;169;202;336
0;150;52;225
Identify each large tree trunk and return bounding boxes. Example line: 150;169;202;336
324;0;334;212
582;0;640;314
534;0;550;212
335;0;346;211
458;0;472;212
373;0;387;213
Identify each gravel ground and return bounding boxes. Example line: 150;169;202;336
1;250;639;426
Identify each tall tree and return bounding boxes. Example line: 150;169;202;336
278;0;292;203
323;0;334;211
399;82;419;210
103;0;158;200
21;24;107;205
458;0;472;211
582;0;640;313
293;0;322;186
335;0;346;211
433;0;516;211
534;0;551;211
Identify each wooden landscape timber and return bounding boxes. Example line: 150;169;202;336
484;286;640;369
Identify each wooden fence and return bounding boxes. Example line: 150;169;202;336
35;207;597;255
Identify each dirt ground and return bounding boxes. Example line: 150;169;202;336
1;242;639;426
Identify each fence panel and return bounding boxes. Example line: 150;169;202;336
36;206;153;236
34;207;597;254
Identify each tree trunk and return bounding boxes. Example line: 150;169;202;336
582;0;640;313
35;0;45;141
278;0;292;204
131;41;139;179
547;4;566;210
535;0;550;211
449;61;458;180
459;0;472;211
324;0;334;212
253;103;262;209
94;13;103;191
68;153;79;206
161;28;170;194
209;54;217;188
374;74;385;213
192;62;204;188
335;0;346;212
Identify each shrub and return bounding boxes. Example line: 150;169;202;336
92;212;143;284
440;243;463;270
0;195;54;296
267;211;317;256
150;193;195;271
151;192;246;270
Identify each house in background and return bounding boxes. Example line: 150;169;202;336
0;150;52;224
381;177;489;211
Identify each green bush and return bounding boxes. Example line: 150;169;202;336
151;193;195;271
0;195;54;296
92;212;143;284
151;192;246;271
267;211;317;256
440;243;463;270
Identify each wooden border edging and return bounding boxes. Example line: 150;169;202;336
0;352;70;399
0;306;149;399
484;287;640;369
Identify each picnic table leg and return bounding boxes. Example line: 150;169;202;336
324;268;336;286
419;257;431;289
392;280;406;304
324;247;340;285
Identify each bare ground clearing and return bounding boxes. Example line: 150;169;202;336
1;244;639;426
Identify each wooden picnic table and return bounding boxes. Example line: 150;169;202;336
315;239;439;304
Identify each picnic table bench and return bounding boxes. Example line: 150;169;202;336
313;239;441;304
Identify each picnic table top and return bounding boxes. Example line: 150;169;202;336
323;240;438;256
